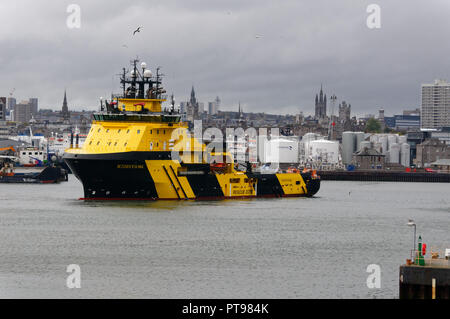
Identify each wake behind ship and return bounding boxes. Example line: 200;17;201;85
63;59;320;200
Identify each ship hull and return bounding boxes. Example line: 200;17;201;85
64;152;320;200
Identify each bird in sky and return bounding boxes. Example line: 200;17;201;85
255;34;263;39
133;26;142;35
122;44;128;48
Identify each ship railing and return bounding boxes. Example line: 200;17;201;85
409;247;450;267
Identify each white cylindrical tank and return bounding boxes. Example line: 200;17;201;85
302;132;319;143
374;142;383;154
398;135;407;145
379;135;388;155
341;131;355;165
309;139;339;164
266;138;299;163
388;135;398;150
369;134;379;144
400;143;410;167
355;132;365;152
389;143;400;163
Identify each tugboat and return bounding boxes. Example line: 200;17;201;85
0;156;68;183
63;59;320;200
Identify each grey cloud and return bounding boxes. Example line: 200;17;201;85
1;0;449;117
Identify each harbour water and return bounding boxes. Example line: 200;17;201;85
0;178;449;298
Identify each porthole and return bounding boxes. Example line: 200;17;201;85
114;142;117;146
106;129;109;133
137;130;140;134
98;128;101;132
97;141;100;145
127;129;130;133
118;129;121;133
124;142;127;146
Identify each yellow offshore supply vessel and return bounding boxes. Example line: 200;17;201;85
64;59;320;200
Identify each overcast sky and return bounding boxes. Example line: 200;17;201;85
1;0;449;117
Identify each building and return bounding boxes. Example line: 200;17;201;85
415;138;450;168
180;102;187;114
61;90;70;121
430;159;450;173
14;101;32;123
208;102;216;116
314;85;327;119
352;148;385;170
403;108;420;116
7;97;16;111
0;97;6;121
29;98;38;115
336;101;352;135
186;86;199;122
421;79;450;129
394;115;421;131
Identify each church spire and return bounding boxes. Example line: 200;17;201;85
62;89;70;121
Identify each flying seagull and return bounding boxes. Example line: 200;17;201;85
255;34;263;39
133;26;142;35
122;44;128;48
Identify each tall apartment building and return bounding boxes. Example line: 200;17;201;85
14;101;32;123
0;97;6;121
7;97;16;111
29;98;38;115
421;79;450;129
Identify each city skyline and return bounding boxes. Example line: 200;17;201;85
1;1;449;116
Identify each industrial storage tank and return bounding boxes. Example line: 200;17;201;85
374;142;383;154
398;135;407;145
400;143;411;167
355;132;365;152
369;134;379;144
388;135;398;150
302;132;320;143
309;140;339;164
265;138;299;163
341;131;355;165
389;143;400;163
379;135;388;155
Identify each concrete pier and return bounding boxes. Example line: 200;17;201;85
318;170;450;183
399;263;450;299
